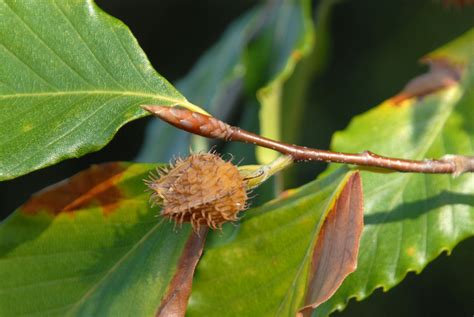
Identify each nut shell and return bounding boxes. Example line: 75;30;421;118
146;153;247;230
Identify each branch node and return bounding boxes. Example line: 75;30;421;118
441;154;474;177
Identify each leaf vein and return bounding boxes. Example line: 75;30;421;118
0;43;59;91
3;1;96;89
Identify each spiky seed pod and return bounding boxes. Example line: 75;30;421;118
145;153;248;230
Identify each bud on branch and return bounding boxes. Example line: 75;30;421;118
141;105;474;176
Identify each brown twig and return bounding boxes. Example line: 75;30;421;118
141;105;474;175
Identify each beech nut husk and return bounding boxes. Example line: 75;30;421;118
145;153;248;231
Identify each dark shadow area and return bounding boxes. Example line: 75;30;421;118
94;0;257;81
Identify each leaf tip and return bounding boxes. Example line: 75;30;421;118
389;57;463;106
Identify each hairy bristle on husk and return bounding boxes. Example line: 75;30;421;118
145;153;248;231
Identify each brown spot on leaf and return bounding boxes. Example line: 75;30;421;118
390;58;463;105
22;162;126;216
278;188;296;200
156;226;209;317
298;172;364;317
292;49;303;61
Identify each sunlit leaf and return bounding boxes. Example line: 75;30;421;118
0;0;202;180
314;28;474;317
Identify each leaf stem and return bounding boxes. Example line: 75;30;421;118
141;105;474;175
238;155;294;189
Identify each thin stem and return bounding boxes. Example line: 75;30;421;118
141;105;474;176
239;155;294;189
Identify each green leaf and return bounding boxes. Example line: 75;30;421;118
188;170;362;316
0;0;202;180
314;29;474;316
279;0;337;146
246;0;336;188
0;162;201;316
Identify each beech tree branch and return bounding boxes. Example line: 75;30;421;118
141;105;474;176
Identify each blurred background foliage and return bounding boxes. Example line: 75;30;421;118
1;0;473;315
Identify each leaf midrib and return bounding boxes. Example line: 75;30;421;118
0;90;182;103
0;90;207;114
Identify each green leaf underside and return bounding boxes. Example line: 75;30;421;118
314;29;474;316
255;0;314;164
0;0;201;181
0;162;194;316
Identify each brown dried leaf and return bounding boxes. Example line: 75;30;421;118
298;172;364;316
390;58;462;105
22;162;125;216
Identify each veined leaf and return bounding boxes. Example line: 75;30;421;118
0;0;202;180
314;28;474;316
0;161;364;317
0;162;204;316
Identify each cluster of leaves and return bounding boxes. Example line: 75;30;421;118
0;0;473;316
